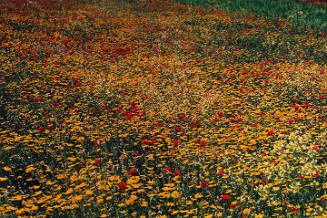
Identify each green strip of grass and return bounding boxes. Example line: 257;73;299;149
169;0;327;32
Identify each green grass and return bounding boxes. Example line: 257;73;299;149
169;0;327;32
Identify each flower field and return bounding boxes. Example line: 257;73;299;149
0;0;326;217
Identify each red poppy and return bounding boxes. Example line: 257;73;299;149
259;178;268;183
173;140;179;147
220;195;231;200
290;207;299;214
164;167;171;174
200;181;207;187
94;158;102;165
229;203;236;207
267;130;275;135
129;169;137;175
38;126;45;132
173;170;180;176
118;182;127;190
91;109;98;114
200;140;207;147
288;119;294;123
93;140;100;147
217;170;224;177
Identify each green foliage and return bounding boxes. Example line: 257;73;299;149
170;0;327;32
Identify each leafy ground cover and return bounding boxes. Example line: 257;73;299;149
0;0;326;217
170;0;327;32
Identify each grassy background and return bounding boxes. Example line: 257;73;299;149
166;0;327;32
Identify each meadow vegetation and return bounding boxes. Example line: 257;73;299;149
0;0;326;217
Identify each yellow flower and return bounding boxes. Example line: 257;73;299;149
171;191;180;198
71;195;83;203
127;176;140;184
2;167;11;172
85;189;94;195
25;165;36;173
141;200;148;207
243;208;251;215
254;213;264;218
64;188;73;195
100;214;108;218
0;177;8;182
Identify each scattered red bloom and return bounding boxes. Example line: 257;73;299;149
164;167;171;174
229;203;236;207
268;130;275;135
118;182;127;190
259;178;268;183
93;140;100;147
220;195;231;200
129;169;137;175
200;140;207;147
94;158;102;165
38;126;45;132
217;169;225;177
173;170;180;176
290;207;299;214
175;126;181;131
91;109;98;114
200;181;207;187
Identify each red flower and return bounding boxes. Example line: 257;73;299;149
93;140;100;147
94;158;102;165
267;130;275;135
217;170;225;177
118;182;127;190
175;126;181;131
164;167;171;174
91;109;98;114
313;173;321;178
200;140;207;147
38;126;45;132
173;140;179;147
259;178;268;183
290;207;299;214
229;203;236;207
129;169;137;175
220;195;231;200
173;170;180;176
155;122;163;127
200;181;207;187
142;138;150;145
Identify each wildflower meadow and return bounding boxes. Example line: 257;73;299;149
0;0;326;217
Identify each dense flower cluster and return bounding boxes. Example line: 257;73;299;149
0;0;326;217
